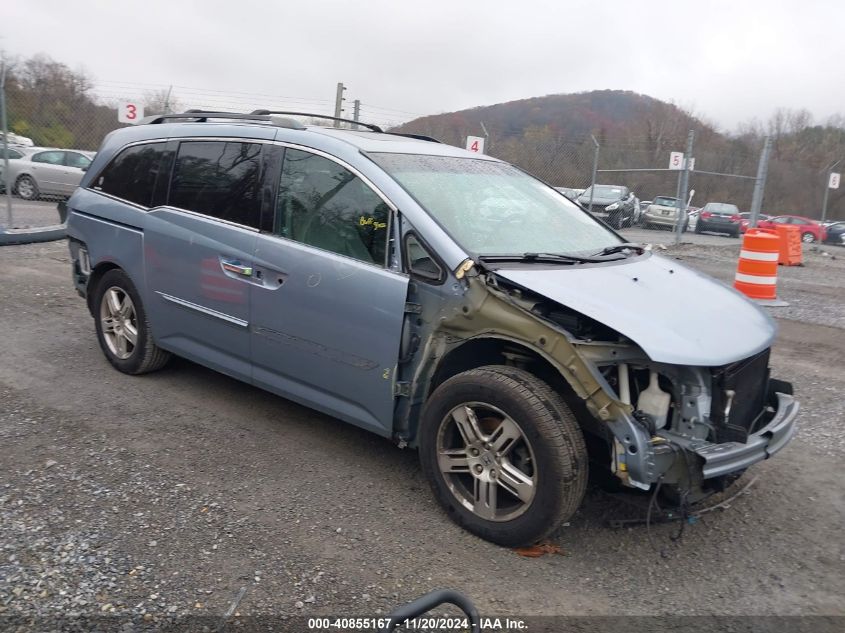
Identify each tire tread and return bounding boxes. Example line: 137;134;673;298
420;364;588;546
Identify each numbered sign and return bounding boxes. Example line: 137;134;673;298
118;102;144;124
830;172;841;189
668;151;684;170
466;135;485;154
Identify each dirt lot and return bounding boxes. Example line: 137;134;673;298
1;236;843;628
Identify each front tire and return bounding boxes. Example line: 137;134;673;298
93;269;170;375
801;232;815;243
15;175;39;200
419;365;588;547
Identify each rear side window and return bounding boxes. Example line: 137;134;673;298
169;141;262;228
94;143;168;207
65;152;92;169
32;151;64;165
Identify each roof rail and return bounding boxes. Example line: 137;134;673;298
250;110;383;133
142;111;305;129
387;132;441;144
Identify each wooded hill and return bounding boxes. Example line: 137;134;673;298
394;90;845;220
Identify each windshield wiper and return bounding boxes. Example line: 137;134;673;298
479;252;606;264
592;243;646;257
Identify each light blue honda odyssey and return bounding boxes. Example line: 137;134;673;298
66;111;798;546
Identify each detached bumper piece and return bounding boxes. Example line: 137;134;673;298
664;393;799;479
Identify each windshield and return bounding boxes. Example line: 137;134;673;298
581;185;625;199
653;196;679;206
703;203;739;214
370;153;621;255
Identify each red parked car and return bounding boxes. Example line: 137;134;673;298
757;215;828;243
739;212;771;234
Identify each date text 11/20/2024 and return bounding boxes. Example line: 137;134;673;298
307;616;528;630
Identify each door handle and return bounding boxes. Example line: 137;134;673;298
221;260;253;276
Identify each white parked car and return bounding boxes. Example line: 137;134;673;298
4;147;95;200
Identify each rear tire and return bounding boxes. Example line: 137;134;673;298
419;365;588;547
93;269;170;375
801;232;815;243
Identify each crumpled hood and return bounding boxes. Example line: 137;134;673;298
495;253;776;366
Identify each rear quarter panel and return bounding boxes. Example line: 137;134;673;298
66;188;147;302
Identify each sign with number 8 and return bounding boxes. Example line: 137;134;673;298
118;102;145;124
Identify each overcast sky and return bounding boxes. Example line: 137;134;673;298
1;0;842;131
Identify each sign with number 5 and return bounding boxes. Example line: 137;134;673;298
118;102;144;124
668;151;684;170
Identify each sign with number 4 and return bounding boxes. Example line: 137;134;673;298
118;102;144;124
466;135;485;154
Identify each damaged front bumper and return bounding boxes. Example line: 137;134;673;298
612;391;799;488
663;392;799;479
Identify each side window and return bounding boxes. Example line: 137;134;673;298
170;141;262;228
65;152;92;169
32;151;64;165
276;148;389;265
93;142;168;207
4;148;23;159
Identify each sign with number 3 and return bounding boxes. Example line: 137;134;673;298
118;102;144;124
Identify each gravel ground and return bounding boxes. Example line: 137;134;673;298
1;238;843;628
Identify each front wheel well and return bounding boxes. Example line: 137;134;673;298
430;338;573;401
426;337;606;452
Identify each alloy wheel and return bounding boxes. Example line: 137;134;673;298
436;402;537;522
16;177;36;200
99;286;139;360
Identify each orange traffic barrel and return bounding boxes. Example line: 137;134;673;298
774;224;803;266
734;229;779;300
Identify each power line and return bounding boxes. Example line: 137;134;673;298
92;80;334;105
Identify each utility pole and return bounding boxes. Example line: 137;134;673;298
479;121;491;155
163;85;173;114
821;159;841;224
588;135;599;213
674;129;695;245
352;99;360;130
748;136;772;228
333;82;346;128
1;60;12;229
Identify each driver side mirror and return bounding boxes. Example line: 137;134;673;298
80;165;89;172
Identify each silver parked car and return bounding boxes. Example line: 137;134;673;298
5;147;95;199
65;110;798;547
642;195;687;231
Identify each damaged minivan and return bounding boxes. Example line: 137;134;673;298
66;111;798;546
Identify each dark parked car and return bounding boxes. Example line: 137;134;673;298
823;222;845;246
696;202;741;237
553;186;580;201
576;184;637;228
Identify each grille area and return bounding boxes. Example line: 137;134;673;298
710;349;771;443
